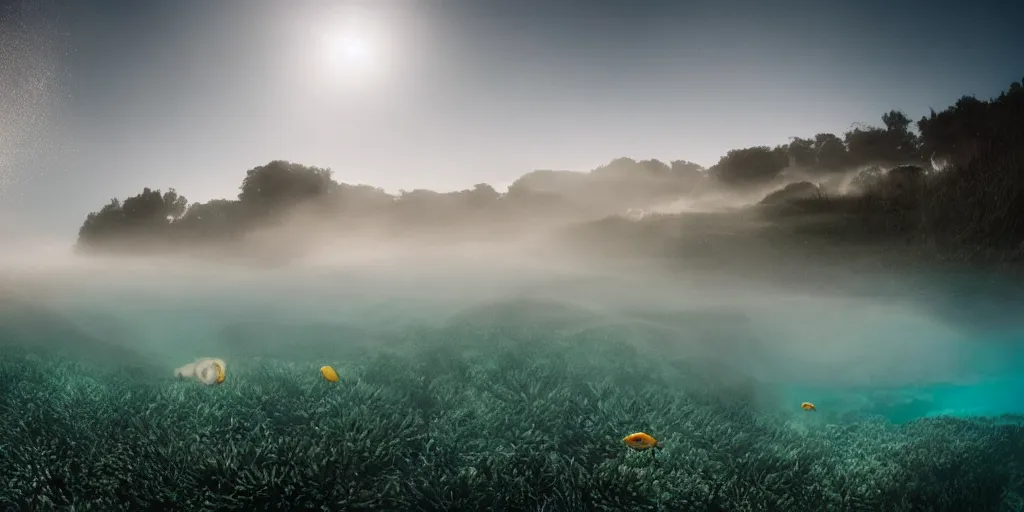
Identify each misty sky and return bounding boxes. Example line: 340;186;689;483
1;0;1021;236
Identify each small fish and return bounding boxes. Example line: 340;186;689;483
320;365;340;383
214;361;226;384
801;402;817;412
623;432;663;458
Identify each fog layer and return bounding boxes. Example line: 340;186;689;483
4;241;1022;423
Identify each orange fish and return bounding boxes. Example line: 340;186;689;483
623;432;663;457
801;402;817;412
320;365;340;383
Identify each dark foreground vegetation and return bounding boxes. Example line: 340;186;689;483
76;78;1024;265
1;299;1021;511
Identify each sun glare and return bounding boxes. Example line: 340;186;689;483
323;33;371;67
305;8;400;93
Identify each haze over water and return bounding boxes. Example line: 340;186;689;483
5;239;1023;426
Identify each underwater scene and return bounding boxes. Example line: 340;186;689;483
2;259;1022;511
3;0;1024;508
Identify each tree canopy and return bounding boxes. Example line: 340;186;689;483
75;76;1024;256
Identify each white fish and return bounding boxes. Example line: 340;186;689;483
174;357;226;385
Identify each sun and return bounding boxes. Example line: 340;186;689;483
341;38;368;60
307;11;396;90
320;32;374;72
327;35;369;63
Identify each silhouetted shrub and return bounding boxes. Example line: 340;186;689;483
921;148;1024;253
759;181;823;205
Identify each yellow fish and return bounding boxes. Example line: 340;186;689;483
320;365;340;383
623;432;662;457
801;402;817;412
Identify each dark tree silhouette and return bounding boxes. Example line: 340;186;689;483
670;160;703;177
918;79;1023;168
175;199;246;240
238;160;335;216
843;110;921;167
708;146;789;186
77;188;188;249
74;76;1024;259
813;133;850;171
787;137;816;169
465;183;501;209
913;77;1024;249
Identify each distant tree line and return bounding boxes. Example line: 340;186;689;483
77;77;1023;257
759;78;1024;256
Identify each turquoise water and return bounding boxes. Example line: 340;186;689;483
2;257;1023;509
10;259;1024;421
11;259;1024;422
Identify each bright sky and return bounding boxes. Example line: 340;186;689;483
1;0;1021;235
